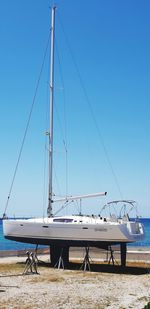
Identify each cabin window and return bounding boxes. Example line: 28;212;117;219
53;218;73;223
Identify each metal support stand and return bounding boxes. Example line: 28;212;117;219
23;251;33;275
35;244;39;259
80;247;91;271
108;246;115;265
23;251;39;275
104;249;109;262
54;248;64;270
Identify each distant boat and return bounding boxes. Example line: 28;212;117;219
3;7;145;267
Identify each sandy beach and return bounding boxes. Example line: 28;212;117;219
0;247;150;309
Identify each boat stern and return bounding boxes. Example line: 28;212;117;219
126;220;145;242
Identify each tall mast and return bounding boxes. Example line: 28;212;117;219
47;6;56;217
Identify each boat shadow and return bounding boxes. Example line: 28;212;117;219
37;260;149;275
1;260;148;276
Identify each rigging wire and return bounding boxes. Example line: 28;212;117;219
42;84;49;218
54;39;68;198
54;199;79;216
53;162;63;198
44;59;64;206
42;45;51;218
42;137;48;218
3;32;51;217
53;101;68;197
41;26;69;217
58;13;123;200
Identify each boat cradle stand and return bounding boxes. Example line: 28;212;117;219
80;247;91;271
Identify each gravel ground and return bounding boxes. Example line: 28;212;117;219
0;260;149;309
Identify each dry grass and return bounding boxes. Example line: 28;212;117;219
126;261;150;268
28;274;64;283
0;263;23;273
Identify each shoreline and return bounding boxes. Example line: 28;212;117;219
0;246;149;265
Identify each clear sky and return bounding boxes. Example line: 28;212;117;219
0;0;150;217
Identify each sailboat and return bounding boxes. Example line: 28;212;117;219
3;7;145;267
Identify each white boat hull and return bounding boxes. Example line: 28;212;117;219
3;216;145;248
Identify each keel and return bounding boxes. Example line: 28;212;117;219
50;245;69;268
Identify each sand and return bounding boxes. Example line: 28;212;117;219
0;248;150;309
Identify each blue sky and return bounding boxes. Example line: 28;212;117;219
0;0;150;217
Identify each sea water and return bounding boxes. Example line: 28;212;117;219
0;218;150;251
